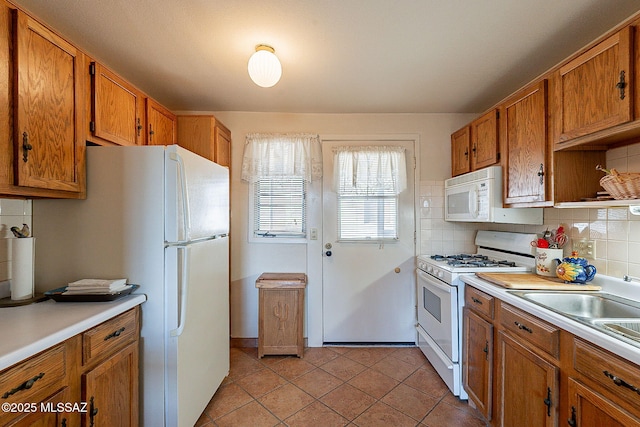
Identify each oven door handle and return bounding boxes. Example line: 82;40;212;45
417;270;453;293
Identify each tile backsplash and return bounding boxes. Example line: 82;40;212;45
0;199;33;282
419;180;640;281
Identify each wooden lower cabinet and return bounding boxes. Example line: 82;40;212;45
0;307;140;427
463;307;493;420
567;378;640;427
496;331;559;427
82;341;139;427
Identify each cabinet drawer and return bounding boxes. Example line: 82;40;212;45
0;344;67;407
83;308;139;365
574;338;640;412
500;303;559;358
465;285;494;319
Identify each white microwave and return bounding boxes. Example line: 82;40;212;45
444;166;543;224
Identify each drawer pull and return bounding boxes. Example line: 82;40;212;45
603;370;640;395
514;321;533;333
104;327;125;341
471;297;483;305
2;372;45;398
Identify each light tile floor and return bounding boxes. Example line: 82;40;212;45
195;346;488;427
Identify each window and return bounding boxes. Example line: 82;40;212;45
334;146;406;242
251;177;306;239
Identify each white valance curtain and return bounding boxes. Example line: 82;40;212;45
333;145;407;195
241;133;322;182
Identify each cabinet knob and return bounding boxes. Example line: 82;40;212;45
616;70;627;100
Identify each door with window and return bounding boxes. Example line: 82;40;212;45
322;140;415;343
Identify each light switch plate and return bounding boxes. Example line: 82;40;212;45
572;239;596;259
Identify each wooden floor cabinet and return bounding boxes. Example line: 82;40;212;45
256;273;307;358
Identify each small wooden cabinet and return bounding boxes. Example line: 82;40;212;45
463;308;493;419
451;126;471;176
146;98;176;146
554;27;634;145
87;61;146;146
471;109;500;171
177;115;231;167
256;273;307;358
501;80;549;206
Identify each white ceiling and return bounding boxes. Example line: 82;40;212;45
11;0;640;114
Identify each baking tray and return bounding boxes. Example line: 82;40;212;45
44;284;139;302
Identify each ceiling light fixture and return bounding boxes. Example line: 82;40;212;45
247;44;282;88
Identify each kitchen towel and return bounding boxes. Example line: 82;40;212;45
10;237;34;300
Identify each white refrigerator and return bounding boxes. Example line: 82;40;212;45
33;145;230;427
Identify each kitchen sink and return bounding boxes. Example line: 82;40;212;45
508;290;640;348
509;291;640;319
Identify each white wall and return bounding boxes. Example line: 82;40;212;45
210;112;475;341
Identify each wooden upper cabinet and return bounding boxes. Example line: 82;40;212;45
554;27;634;144
451;126;471;176
146;98;176;145
502;80;548;205
471;109;499;170
177;115;231;167
14;10;84;193
88;62;145;146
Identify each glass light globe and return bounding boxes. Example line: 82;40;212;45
248;46;282;88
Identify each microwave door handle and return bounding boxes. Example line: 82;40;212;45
469;187;479;218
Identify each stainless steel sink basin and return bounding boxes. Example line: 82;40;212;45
507;290;640;348
510;292;640;319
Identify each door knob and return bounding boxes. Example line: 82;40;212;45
325;250;332;257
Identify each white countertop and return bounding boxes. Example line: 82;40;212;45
0;294;146;371
461;274;640;366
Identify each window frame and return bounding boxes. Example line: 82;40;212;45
248;176;308;244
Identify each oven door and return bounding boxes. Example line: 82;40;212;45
416;269;459;362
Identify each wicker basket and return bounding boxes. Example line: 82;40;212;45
599;168;640;200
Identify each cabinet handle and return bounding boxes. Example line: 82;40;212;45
472;143;477;157
2;372;45;398
137;118;143;137
514;321;533;333
61;418;67;427
543;387;552;417
483;340;489;360
603;370;640;395
616;70;626;100
537;163;544;185
471;297;483;305
149;124;155;141
567;406;576;427
22;132;33;163
89;396;98;427
104;327;126;341
464;148;468;159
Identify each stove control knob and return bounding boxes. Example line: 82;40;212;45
437;270;444;278
427;265;433;273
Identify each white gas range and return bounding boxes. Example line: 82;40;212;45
415;230;538;399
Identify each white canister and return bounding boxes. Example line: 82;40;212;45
535;247;564;277
10;237;35;300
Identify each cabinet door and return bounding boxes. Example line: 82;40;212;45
471;109;499;170
82;341;139;427
14;10;83;192
463;308;493;420
5;387;72;427
496;331;558;427
214;122;231;167
90;62;145;146
555;27;633;144
567;378;640;427
503;80;548;205
146;99;176;145
451;126;471;176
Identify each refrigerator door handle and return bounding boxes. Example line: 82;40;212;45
169;152;191;243
170;246;189;337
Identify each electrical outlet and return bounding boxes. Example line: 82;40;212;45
572;239;596;259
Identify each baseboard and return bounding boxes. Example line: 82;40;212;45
230;337;309;348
